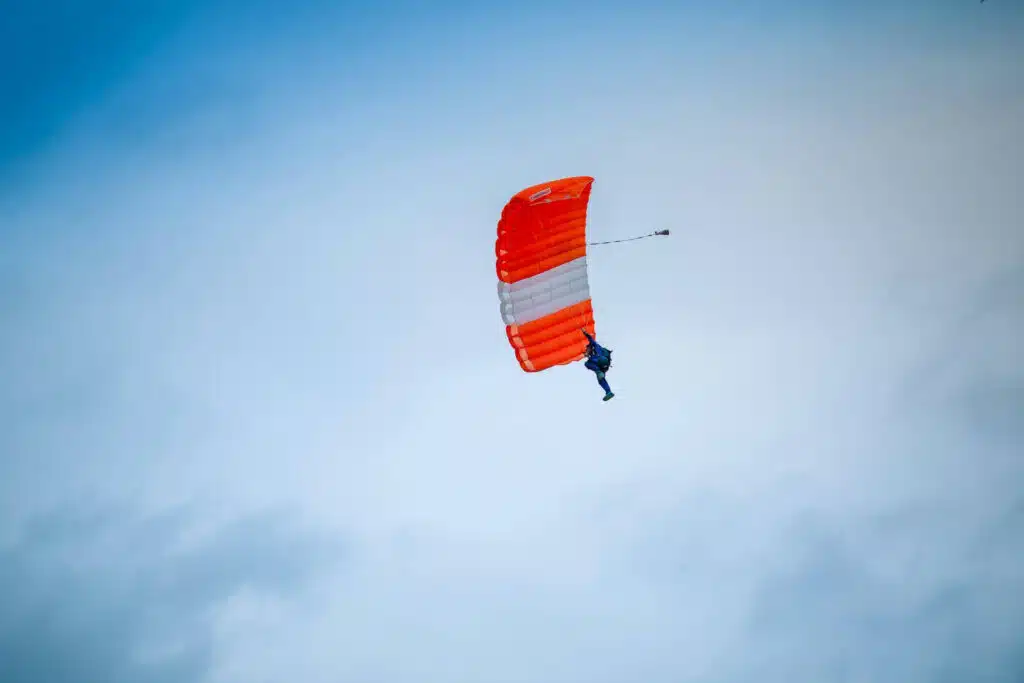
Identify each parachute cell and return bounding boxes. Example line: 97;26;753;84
496;176;596;372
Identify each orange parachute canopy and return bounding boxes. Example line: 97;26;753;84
495;176;596;372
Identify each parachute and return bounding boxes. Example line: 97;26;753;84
495;176;596;372
495;176;670;373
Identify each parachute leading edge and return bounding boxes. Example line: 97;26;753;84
496;176;596;372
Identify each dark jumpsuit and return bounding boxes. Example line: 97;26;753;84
581;329;614;399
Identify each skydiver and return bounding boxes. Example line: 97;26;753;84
581;328;615;401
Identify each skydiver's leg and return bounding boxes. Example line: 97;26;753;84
586;359;613;399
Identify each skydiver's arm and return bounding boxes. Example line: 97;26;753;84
581;329;595;344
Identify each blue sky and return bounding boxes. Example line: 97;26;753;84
2;1;1023;681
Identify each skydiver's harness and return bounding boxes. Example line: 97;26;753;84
586;345;612;373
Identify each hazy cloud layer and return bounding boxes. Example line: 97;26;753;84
0;505;344;683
